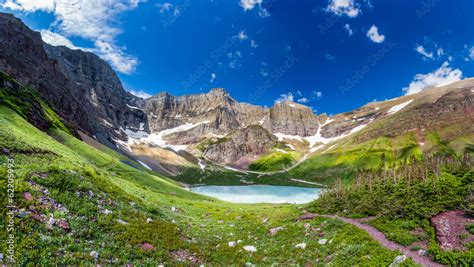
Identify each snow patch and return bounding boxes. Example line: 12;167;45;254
126;104;143;111
304;118;367;150
387;99;413;115
275;148;289;154
286;144;295;150
198;159;206;170
138;160;152;170
274;133;304;142
122;121;210;152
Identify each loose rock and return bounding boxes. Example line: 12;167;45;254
389;255;407;267
295;243;306;249
243;245;257;252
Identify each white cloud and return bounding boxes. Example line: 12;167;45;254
403;61;462;95
250;40;258;48
344;23;353;36
210;72;216;83
436;48;444;57
366;25;385;43
415;45;434;59
2;0;143;74
128;89;152;99
313;91;323;99
260;69;268;77
239;0;262;11
156;2;173;13
239;0;270;18
95;40;138;74
297;97;309;103
236;30;248;41
258;7;270;18
327;0;360;18
2;0;54;12
275;92;294;103
465;46;474;61
40;30;79;50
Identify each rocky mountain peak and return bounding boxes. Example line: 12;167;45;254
209;87;229;96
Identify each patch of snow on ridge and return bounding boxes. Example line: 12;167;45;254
126;104;143;111
274;133;304;142
304;118;368;149
286;144;295;150
275;148;289;154
387;99;413;115
123;121;210;152
138;160;152;170
198;159;206;170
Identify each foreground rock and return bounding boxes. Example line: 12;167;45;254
431;210;474;251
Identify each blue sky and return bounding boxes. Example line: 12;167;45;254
1;0;473;114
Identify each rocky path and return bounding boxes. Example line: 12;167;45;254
316;214;445;267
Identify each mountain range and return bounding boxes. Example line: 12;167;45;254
1;11;473;266
1;11;473;183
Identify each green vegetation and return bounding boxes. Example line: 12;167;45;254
0;72;71;134
309;157;474;265
467;224;474;235
249;150;300;172
0;78;408;265
287;130;472;185
367;218;430;246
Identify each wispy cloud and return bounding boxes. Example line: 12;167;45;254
250;40;258;48
239;0;262;11
415;45;434;59
2;0;143;74
210;72;216;83
40;30;80;50
366;25;385;43
465;45;474;61
275;92;294;103
344;23;353;36
236;30;248;41
239;0;270;18
415;44;444;60
297;97;309;103
326;0;360;18
403;61;462;95
313;91;323;99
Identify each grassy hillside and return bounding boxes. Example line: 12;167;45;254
287;125;473;185
249;150;300;172
308;158;474;265
0;76;412;265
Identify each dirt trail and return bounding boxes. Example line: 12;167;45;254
318;214;445;267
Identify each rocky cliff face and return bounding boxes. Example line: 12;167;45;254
0;12;147;146
203;125;278;164
143;88;320;137
43;44;148;142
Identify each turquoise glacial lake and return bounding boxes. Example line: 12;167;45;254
191;185;321;204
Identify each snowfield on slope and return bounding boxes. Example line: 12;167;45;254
123;121;210;152
386;99;413;115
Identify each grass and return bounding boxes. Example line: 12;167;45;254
249;150;300;172
0;105;410;265
308;157;474;265
367;218;431;246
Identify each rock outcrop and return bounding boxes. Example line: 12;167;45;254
203;125;278;164
144;88;320;137
0;12;147;146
